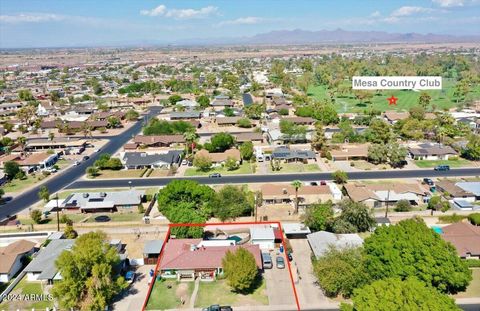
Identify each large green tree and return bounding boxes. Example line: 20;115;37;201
51;231;127;311
462;134;480;160
213;185;252;221
222;248;259;293
363;218;472;294
302;202;334;232
313;246;369;298
341;277;460;311
335;200;375;233
206;132;235;152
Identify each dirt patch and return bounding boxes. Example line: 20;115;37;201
107;230;166;258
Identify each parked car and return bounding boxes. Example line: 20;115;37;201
309;181;318;186
181;159;188;165
209;173;222;178
46;167;57;173
82;155;90;161
202;305;233;311
125;271;135;284
423;178;434;186
276;256;285;269
262;252;273;269
94;148;101;153
320;180;327;186
287;252;293;262
73;161;80;166
434;165;450;171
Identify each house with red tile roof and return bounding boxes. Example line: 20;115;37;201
159;238;262;281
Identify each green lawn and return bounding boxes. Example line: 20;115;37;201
308;78;480;113
184;162;255;176
194;278;268;308
0;277;53;310
454;268;480;298
414;159;474;168
85;212;144;223
89;169;146;179
146;279;194;310
2;176;41;193
268;162;320;173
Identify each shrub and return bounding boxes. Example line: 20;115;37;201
394;199;412;212
468;213;480;226
463;259;480;268
60;214;72;225
30;209;42;224
438;213;467;223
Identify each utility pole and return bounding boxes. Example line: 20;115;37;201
385;189;390;218
254;195;258;223
55;193;60;232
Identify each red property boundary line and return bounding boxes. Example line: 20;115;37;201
141;221;301;311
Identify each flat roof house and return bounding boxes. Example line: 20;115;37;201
170;111;201;120
195;149;241;166
436;180;476;203
61;189;145;213
132;135;185;148
159;239;262;281
307;231;363;259
330;144;369;161
0;240;36;283
250;226;276;250
122;151;182;169
24;239;75;283
270;146;316;163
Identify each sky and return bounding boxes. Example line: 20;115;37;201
1;0;479;48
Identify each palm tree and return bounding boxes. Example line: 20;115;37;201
183;131;197;158
48;132;55;142
291;180;302;214
17;136;27;152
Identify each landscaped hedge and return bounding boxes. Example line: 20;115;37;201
468;213;480;226
463;259;480;268
438;213;467;223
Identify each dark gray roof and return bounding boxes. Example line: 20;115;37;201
143;240;164;255
170;111;201;119
242;93;253;106
272;146;316;160
123;151;182;167
408;144;457;156
24;239;75;280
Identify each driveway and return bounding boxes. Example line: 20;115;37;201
112;265;151;311
263;251;296;307
289;239;330;309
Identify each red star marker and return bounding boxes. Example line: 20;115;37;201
387;95;398;105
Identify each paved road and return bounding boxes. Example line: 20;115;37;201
0;107;162;221
66;168;480;189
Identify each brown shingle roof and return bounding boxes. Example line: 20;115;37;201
0;240;36;274
441;222;480;257
133;135;185;146
235;132;264;142
195;149;241;163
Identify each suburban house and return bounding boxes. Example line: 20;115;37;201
408;143;458;160
0;152;58;173
307;231;363;259
143;240;164;265
456;182;480;200
170;111;201;120
261;183;338;208
441;222;480;259
25;138;87;154
121;151;182;169
24;239;75;283
131;135;185;148
282;116;315;125
211;95;234;111
58;189;145;213
176;99;198;109
195;148;241;166
250;225;276;250
215;117;241;126
435;180;476;202
0;240;36;283
330;144;369;161
234;132;265;144
159;238;262;281
344;182;427;208
270;146;316;163
383;111;410;124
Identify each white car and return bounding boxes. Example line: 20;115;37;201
73;161;80;166
94;148;101;153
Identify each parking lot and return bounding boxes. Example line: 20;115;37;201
288;239;329;308
263;250;296;307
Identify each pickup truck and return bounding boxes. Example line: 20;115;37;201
202;305;233;311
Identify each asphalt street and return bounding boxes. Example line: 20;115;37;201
0;107;162;221
65;167;480;189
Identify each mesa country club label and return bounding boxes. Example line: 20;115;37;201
352;76;442;90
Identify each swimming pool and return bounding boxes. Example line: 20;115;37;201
432;226;443;234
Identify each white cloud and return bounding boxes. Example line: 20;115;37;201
140;5;166;17
219;16;264;25
140;5;218;19
370;11;381;17
391;6;436;17
0;13;65;23
432;0;480;7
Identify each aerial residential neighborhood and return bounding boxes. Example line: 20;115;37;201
1;1;480;311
